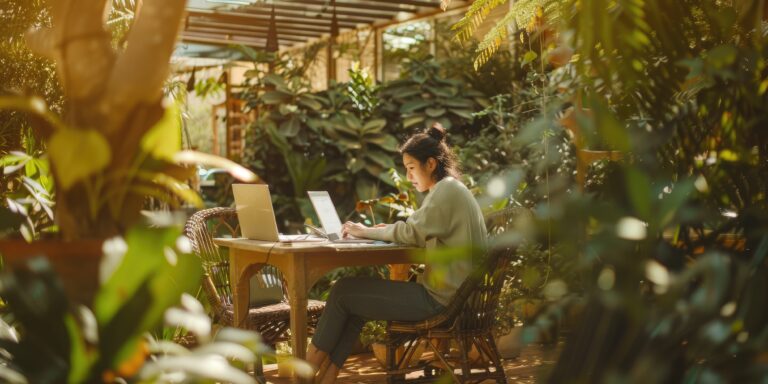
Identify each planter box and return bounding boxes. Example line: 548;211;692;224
0;239;104;305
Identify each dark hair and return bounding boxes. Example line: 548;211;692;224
399;123;461;181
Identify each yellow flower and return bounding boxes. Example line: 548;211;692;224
397;192;409;202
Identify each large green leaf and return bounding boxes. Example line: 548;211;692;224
298;94;323;111
279;116;302;137
362;118;387;134
260;91;291;105
366;150;396;169
331;118;358;136
66;313;97;383
391;87;423;99
337;136;362;150
48;128;111;190
364;163;384;177
263;73;288;89
266;126;291;153
442;98;475;108
403;115;425;128
141;104;181;161
343;114;362;131
400;99;432;114
449;109;475;120
94;226;174;324
626;167;652;220
367;134;399;152
426;85;457;98
347;157;365;173
425;107;447;117
285;154;327;195
95;226;202;370
133;171;204;208
522;51;538;67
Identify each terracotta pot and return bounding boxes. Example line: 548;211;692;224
0;239;104;305
372;341;426;368
496;328;523;359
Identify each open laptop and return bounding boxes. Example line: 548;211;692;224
307;191;377;243
232;184;324;243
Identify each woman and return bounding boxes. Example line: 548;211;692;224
306;123;487;383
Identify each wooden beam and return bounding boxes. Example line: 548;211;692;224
372;1;469;29
188;20;325;38
186;27;310;42
188;15;345;31
180;34;269;48
272;0;419;14
187;9;359;28
238;7;376;24
243;2;399;20
366;0;441;7
189;19;329;34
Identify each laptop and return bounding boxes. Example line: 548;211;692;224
307;191;377;243
232;184;324;243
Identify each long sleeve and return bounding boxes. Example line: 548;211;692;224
363;189;448;246
361;177;488;306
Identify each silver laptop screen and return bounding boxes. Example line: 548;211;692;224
307;191;343;237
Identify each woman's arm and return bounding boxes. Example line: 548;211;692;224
363;188;453;246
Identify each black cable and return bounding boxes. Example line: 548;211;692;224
265;241;278;267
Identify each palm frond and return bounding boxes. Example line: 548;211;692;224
452;0;509;43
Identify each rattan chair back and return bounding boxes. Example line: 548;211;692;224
183;207;285;314
385;205;526;383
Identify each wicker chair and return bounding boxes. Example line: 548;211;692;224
184;207;325;377
384;206;525;383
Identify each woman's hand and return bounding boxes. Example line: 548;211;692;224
374;223;387;228
342;221;368;238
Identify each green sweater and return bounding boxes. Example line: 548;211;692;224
364;177;487;305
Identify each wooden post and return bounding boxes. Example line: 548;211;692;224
327;41;336;88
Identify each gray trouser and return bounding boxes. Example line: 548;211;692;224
311;277;445;367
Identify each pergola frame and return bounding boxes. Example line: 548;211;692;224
181;0;469;85
179;0;471;160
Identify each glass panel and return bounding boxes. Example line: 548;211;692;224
381;21;432;82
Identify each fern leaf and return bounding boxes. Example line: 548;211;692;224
473;7;517;69
452;0;510;43
508;0;560;27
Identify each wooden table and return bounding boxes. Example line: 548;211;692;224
213;239;421;364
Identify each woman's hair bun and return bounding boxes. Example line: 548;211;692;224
426;122;446;142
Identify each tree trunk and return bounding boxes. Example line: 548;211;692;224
25;0;188;239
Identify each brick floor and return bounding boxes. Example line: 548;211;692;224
262;342;561;383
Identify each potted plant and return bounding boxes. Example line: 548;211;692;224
361;320;426;369
0;0;255;304
0;254;307;383
360;320;388;366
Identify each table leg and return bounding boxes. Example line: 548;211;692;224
285;255;309;383
230;249;251;328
